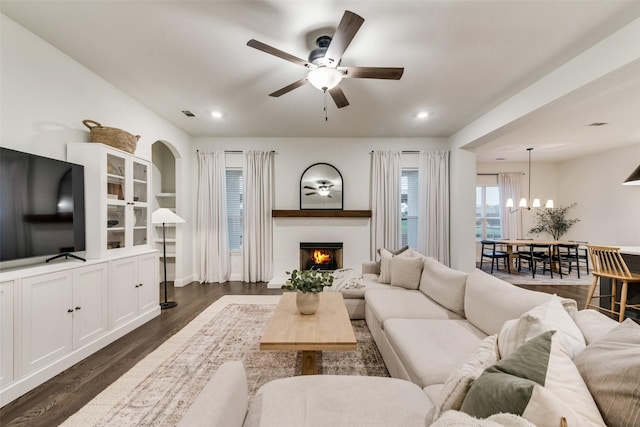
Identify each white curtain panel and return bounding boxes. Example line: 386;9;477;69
418;150;450;265
242;151;274;282
196;151;230;283
370;150;402;259
498;173;523;239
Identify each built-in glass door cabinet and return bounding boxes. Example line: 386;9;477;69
0;281;14;388
67;143;151;259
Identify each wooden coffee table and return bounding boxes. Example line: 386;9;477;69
260;292;357;375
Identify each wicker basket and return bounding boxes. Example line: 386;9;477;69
83;119;140;154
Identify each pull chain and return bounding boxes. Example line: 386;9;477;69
323;89;328;122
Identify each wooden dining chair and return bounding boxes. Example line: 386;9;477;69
585;245;640;322
518;243;553;279
480;240;510;274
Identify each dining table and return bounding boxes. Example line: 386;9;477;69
495;239;576;272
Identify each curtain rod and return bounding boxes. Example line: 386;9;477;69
477;172;525;176
369;150;420;154
196;150;276;153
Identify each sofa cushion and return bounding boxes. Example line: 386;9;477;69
434;334;499;418
244;375;433;427
177;361;248;427
419;257;469;316
498;295;585;359
574;318;640;427
460;331;605;427
391;255;424;289
365;289;463;323
338;273;394;299
464;269;559;335
573;308;619;345
383;318;486;387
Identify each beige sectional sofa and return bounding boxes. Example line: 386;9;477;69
180;253;640;426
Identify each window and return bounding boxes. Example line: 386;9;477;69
475;184;501;241
401;169;418;248
226;169;243;250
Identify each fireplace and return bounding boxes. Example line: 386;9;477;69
300;242;343;271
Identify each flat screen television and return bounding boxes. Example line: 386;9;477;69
0;147;86;263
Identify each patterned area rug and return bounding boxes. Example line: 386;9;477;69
486;267;594;286
62;295;388;426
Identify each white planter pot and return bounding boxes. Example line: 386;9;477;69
296;290;320;315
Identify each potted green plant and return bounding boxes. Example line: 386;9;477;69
282;269;334;314
528;203;580;240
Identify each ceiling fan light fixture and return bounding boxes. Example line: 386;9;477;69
307;66;343;91
318;186;331;197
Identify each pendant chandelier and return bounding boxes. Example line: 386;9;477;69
506;148;553;212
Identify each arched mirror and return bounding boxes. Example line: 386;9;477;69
300;163;343;210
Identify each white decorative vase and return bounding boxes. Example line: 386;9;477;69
296;290;320;315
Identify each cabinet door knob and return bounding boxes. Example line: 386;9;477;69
139;283;143;287
67;309;74;313
75;306;82;310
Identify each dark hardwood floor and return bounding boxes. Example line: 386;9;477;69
0;280;589;427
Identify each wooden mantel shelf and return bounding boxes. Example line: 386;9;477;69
272;210;371;218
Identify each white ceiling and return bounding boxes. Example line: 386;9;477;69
2;1;640;162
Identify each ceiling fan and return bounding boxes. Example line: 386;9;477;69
247;10;404;108
304;181;334;197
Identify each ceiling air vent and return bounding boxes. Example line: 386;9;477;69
181;110;196;117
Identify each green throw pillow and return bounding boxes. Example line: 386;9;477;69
460;331;605;427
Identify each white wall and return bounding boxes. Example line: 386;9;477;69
557;144;640;245
193;137;450;278
1;15;195;283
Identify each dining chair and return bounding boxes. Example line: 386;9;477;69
480;240;510;274
552;243;581;278
569;240;590;274
585;245;640;322
518;243;553;279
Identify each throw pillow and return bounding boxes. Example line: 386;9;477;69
419;257;469;316
377;246;408;257
431;410;536;427
460;331;605;427
390;256;424;289
497;295;585;359
379;247;419;284
574;318;640;427
434;335;499;419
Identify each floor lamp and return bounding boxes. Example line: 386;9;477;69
152;208;185;309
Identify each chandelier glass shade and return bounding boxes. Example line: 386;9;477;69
506;148;553;212
307;67;343;91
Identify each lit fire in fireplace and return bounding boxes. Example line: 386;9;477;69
313;249;332;265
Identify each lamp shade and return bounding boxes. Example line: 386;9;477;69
307;67;343;91
152;208;185;224
623;164;640;186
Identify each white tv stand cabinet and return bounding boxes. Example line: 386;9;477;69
0;250;159;406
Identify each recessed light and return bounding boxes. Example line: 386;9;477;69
415;111;429;119
181;110;196;117
211;111;224;119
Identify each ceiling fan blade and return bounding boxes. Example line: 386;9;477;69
305;192;317;196
329;86;349;108
324;11;364;66
339;66;404;80
304;185;317;190
247;39;313;68
269;78;308;97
